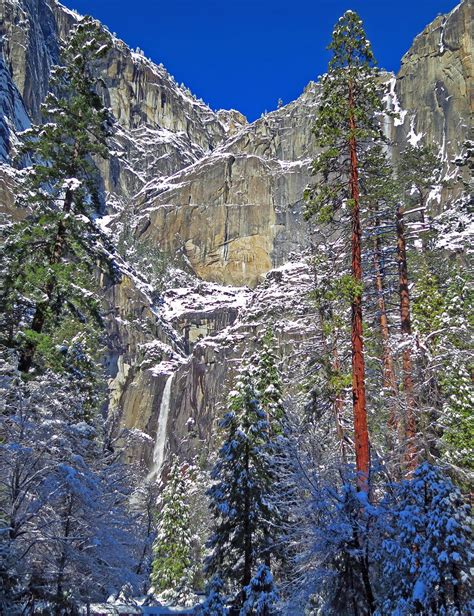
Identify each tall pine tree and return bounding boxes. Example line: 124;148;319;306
305;10;386;491
1;16;116;374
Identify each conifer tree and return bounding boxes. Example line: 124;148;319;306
241;564;278;615
378;463;473;615
411;240;473;479
0;357;145;613
250;331;291;579
150;455;196;605
198;576;228;616
395;188;418;473
252;330;285;432
420;143;473;480
206;369;276;605
305;10;386;491
307;235;352;466
362;147;399;423
393;144;444;470
1;17;116;374
397;144;441;224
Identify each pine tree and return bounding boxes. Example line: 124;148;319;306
378;463;473;615
206;368;276;605
397;144;441;222
150;455;196;605
198;576;228;616
252;329;285;433
283;470;377;615
306;234;353;466
241;564;278;615
249;331;292;583
1;16;116;374
393;144;444;472
395;197;419;473
362;147;400;429
305;10;386;491
396;141;473;480
412;261;474;479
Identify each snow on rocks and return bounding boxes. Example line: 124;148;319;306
407;115;424;147
160;279;251;354
161;280;251;323
383;76;407;127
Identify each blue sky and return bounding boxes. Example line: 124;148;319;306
67;0;458;121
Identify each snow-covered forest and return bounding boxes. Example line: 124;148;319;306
0;1;472;614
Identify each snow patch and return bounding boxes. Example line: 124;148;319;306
407;116;423;146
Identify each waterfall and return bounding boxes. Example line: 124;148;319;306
148;373;174;482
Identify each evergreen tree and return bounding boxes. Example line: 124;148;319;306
198;576;228;616
411;260;474;479
395;195;419;472
206;368;277;605
397;144;441;220
362;146;400;439
250;330;293;585
282;466;377;615
1;16;116;374
241;564;278;616
378;463;473;615
252;330;285;431
306;234;353;467
397;141;473;481
305;10;386;491
393;143;443;472
150;455;196;606
116;204;168;302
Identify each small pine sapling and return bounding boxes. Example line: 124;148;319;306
241;564;278;615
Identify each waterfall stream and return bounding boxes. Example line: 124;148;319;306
148;373;174;482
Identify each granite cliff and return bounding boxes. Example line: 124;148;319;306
0;0;471;469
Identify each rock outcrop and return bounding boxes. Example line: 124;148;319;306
134;82;319;286
0;0;242;200
394;0;472;162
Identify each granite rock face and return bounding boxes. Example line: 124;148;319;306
134;82;319;286
394;0;472;162
0;0;239;200
0;0;471;469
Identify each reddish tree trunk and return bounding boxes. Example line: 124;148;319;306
348;83;370;492
396;205;418;474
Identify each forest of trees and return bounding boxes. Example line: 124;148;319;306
1;9;472;616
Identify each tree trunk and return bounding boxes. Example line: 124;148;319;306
348;82;370;492
396;205;418;474
372;226;399;427
360;550;376;615
333;347;348;465
55;495;73;615
316;294;348;465
18;188;74;373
